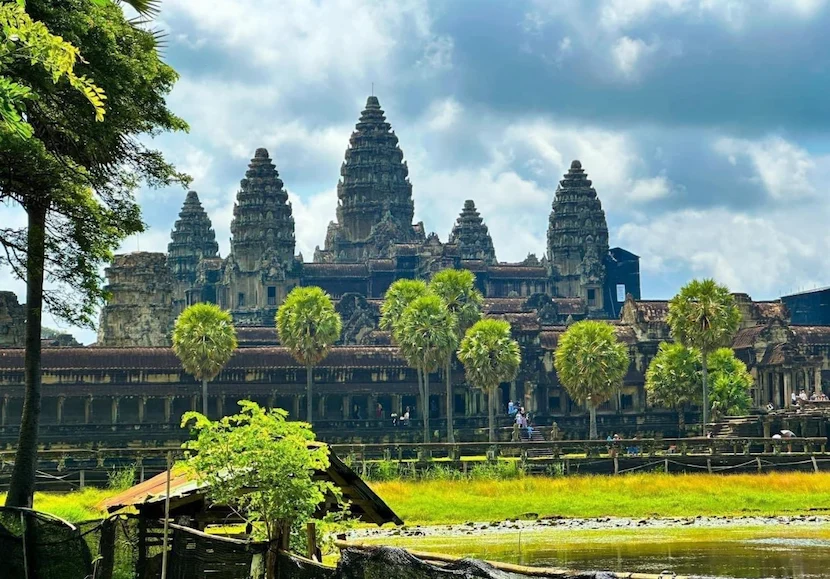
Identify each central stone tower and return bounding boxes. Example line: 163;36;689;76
315;96;422;262
547;160;609;313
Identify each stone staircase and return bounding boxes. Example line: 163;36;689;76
709;415;763;438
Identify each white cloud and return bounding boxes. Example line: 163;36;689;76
630;175;672;201
611;36;660;78
617;207;828;296
713;135;823;200
424;98;462;132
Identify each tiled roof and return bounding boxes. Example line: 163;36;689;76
0;346;410;371
755;301;789;321
302;263;368;277
486;266;548;279
368;259;395;271
554;298;585;315
493;312;541;331
792;326;830;345
732;326;766;349
483;298;527;314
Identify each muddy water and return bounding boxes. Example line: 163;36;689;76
517;537;830;578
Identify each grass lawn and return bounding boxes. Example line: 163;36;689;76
369;472;830;525
0;488;114;523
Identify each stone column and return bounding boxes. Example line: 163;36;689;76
138;396;146;423
84;396;92;424
111;397;120;425
368;394;378;419
216;395;224;418
509;380;517;404
784;372;792;407
464;392;472;416
816;367;823;395
164;397;172;423
292;395;300;419
773;372;782;408
319;395;327;419
559;389;568;414
342;395;352;420
392;394;402;416
1;395;7;426
190;394;199;412
56;396;64;424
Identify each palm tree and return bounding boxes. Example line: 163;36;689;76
457;319;521;442
645;342;702;434
554;320;629;440
394;295;457;443
172;303;238;416
708;347;753;420
667;279;741;435
275;286;342;424
429;269;483;443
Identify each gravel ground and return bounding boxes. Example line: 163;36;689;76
348;514;830;540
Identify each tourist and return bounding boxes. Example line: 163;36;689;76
791;392;798;406
401;407;411;426
799;390;808;402
391;412;398;427
376;402;383;419
508;400;516;416
766;402;775;412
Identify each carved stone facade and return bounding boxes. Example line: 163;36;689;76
547;160;610;314
0;292;25;347
92;96;641;347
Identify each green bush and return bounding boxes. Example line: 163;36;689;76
107;465;136;491
470;460;525;481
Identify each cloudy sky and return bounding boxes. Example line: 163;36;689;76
4;0;830;344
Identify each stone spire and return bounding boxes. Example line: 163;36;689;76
167;190;219;284
230;148;295;272
449;200;497;264
318;96;418;262
546;160;609;306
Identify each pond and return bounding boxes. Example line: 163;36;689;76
365;525;830;578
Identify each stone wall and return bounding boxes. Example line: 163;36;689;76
97;252;176;347
0;291;24;348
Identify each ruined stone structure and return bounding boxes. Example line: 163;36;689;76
2;95;829;445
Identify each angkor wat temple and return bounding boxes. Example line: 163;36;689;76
0;96;829;445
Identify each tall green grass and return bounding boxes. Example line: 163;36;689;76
370;472;830;525
0;488;115;523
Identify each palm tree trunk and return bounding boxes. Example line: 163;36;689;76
7;204;47;507
306;364;313;424
422;365;430;444
445;355;454;443
202;378;208;416
702;353;709;436
588;402;598;440
488;385;496;442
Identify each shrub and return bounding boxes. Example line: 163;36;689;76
107;465;136;491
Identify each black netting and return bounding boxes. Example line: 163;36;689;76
278;547;620;579
0;506;94;579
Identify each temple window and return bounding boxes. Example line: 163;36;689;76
238;292;245;307
587;288;596;306
267;286;277;306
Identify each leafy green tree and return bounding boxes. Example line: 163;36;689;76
394;295;457;443
276;286;342;424
667;279;741;435
2;0;186;507
708;347;753;419
379;279;429;422
172;303;238;416
181;401;337;566
429;268;483;443
0;2;106;137
379;279;430;332
457;319;521;442
554;320;629;439
645;342;701;433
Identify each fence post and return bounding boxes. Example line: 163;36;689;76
756;456;762;472
664;458;669;474
98;517;116;579
79;469;85;490
613;457;619;475
812;455;819;473
307;522;318;561
706;458;712;474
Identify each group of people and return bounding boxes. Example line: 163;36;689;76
508;400;534;439
390;405;411;427
606;433;641;457
791;390;829;405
